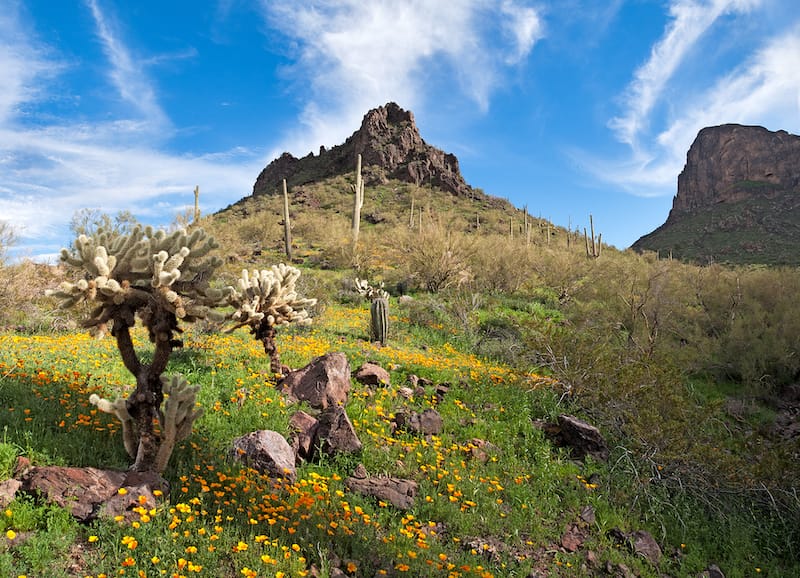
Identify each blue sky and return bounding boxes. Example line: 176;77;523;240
1;0;799;260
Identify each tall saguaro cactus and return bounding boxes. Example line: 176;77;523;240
226;264;317;376
351;153;364;247
47;226;229;472
193;185;200;223
584;214;602;258
282;179;293;261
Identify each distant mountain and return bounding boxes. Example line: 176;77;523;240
632;124;800;265
252;102;473;198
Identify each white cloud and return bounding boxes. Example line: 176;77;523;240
609;0;762;148
657;27;800;156
0;3;260;259
258;0;543;155
0;2;62;125
500;0;544;63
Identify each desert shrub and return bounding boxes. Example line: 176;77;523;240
710;267;800;389
0;260;70;331
467;234;537;294
392;218;475;292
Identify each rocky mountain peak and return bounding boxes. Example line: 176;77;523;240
632;124;800;264
668;124;800;220
252;102;472;197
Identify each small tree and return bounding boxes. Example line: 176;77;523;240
47;225;230;472
0;219;16;264
226;264;317;376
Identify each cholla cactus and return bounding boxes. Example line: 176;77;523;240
227;264;317;376
354;277;389;301
47;225;229;472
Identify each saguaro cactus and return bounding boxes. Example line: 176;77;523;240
47;225;229;472
282;179;292;261
351;153;364;247
193;185;200;223
355;278;390;345
369;297;389;345
584;214;602;258
226;264;317;376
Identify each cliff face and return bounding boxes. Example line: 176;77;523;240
252;102;472;197
668;124;800;220
632;124;800;265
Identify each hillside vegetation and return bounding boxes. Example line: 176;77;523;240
0;178;798;577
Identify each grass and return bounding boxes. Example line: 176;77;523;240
0;294;795;577
0;301;698;578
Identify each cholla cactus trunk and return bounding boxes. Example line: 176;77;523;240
255;321;282;376
113;312;176;471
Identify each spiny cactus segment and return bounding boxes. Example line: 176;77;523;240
89;393;137;459
155;375;204;472
354;277;389;301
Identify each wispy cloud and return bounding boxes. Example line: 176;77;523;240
656;26;800;157
0;2;62;125
587;0;799;198
609;0;762;149
258;0;543;155
84;0;169;133
0;3;258;260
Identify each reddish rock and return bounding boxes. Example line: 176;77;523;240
633;124;800;264
315;407;362;456
345;474;418;509
18;466;167;523
289;410;319;463
230;430;297;482
631;530;662;564
353;362;391;387
393;409;443;436
252;103;475;199
280;352;351;410
539;415;608;461
672;125;800;215
0;479;21;508
561;525;584;552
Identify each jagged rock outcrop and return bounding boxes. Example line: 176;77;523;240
252;102;472;197
632;124;800;264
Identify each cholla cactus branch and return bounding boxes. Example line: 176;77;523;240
154;375;204;473
89;393;137;459
354;277;389;301
226;263;317;375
